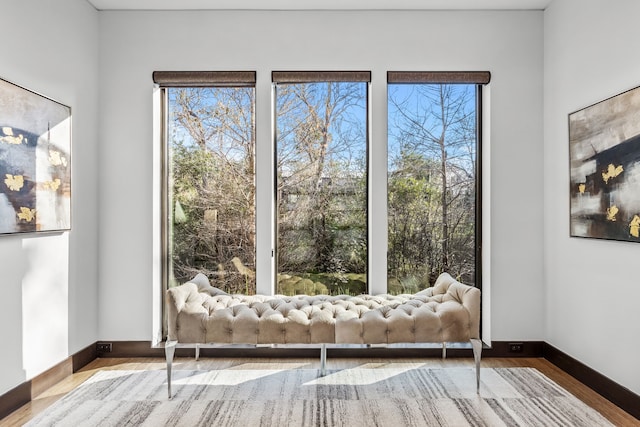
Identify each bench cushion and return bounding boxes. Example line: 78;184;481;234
166;273;480;345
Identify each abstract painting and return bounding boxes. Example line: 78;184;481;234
569;85;640;242
0;78;71;234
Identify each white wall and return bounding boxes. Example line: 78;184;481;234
0;0;99;396
98;10;544;341
544;0;640;395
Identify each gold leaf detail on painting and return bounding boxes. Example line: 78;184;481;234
0;127;25;145
4;174;24;191
578;183;586;194
606;205;619;221
17;207;36;222
602;163;624;183
49;151;68;167
43;179;61;191
630;215;640;238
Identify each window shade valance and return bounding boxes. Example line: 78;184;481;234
272;71;371;83
387;71;491;84
152;71;256;87
153;71;487;85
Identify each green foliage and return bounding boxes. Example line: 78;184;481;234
277;272;366;296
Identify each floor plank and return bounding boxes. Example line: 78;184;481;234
1;357;638;426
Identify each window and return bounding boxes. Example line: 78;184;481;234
273;72;370;296
387;72;489;293
155;70;487;298
155;71;257;294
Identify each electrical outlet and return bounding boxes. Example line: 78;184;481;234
509;343;524;353
97;342;112;353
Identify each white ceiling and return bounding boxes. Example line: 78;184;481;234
86;0;552;11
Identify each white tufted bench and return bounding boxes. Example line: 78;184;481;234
165;272;482;398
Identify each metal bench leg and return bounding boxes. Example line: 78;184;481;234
195;344;200;361
470;338;482;393
442;342;447;359
320;344;327;376
165;340;177;399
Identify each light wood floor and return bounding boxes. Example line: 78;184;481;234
2;357;638;426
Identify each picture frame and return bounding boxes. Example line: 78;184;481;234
569;85;640;242
0;77;71;235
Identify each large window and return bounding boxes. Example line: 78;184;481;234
387;72;488;293
156;70;487;298
156;72;257;294
274;72;369;296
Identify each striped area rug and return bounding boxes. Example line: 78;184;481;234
26;366;613;426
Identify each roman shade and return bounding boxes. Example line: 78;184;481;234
152;71;256;87
387;71;491;84
272;71;371;83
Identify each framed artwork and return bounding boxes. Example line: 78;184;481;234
0;78;71;235
569;85;640;242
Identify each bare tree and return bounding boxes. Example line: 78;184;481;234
276;82;367;293
388;83;477;286
168;87;256;293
